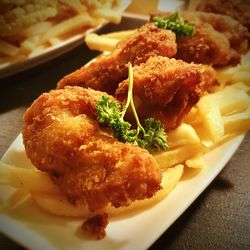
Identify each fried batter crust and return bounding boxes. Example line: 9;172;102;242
57;23;177;93
197;0;250;32
176;11;249;66
23;86;162;211
150;11;249;66
115;56;217;130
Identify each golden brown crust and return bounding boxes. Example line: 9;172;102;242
115;56;217;130
22;86;162;211
57;23;177;93
150;11;249;66
197;0;250;32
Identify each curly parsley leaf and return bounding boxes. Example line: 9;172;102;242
153;12;195;38
96;62;168;153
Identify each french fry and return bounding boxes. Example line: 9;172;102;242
41;14;95;43
85;33;119;52
230;71;250;84
21;21;53;37
0;162;60;194
212;86;250;115
32;165;184;217
102;29;136;39
167;123;201;149
32;192;95;217
1;189;30;210
185;154;205;168
0;39;20;56
197;98;224;143
223;108;250;134
154;145;203;169
91;7;121;24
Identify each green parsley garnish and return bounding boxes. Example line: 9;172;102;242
96;62;168;153
153;12;195;38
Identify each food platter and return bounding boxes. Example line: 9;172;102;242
0;0;131;79
0;133;244;250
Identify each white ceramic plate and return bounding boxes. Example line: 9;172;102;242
0;0;131;79
0;133;245;250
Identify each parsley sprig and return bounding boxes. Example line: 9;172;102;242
153;12;195;38
96;62;168;153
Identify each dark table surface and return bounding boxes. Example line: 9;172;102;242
0;15;249;250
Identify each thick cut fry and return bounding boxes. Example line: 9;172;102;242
41;14;95;43
154;145;203;169
231;71;250;84
197;98;224;143
223;108;250;134
1;189;30;210
85;33;119;52
21;21;53;37
167;123;201;149
32;192;95;217
32;165;184;217
0;162;60;194
102;29;136;39
212;86;250;115
185;154;205;168
91;7;121;24
0;39;20;56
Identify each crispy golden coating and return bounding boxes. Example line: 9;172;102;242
176;11;249;66
115;56;218;130
150;11;249;66
197;0;250;32
22;86;162;211
57;23;177;93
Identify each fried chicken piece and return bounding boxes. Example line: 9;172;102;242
151;11;249;66
115;56;218;130
22;86;162;211
57;23;177;93
177;11;249;66
196;0;250;32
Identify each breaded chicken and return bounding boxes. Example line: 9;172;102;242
115;56;218;130
196;0;250;32
57;23;177;93
151;11;249;66
177;11;249;65
23;86;162;211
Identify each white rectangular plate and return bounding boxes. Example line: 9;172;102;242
0;133;245;250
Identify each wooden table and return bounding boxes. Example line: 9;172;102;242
0;15;249;250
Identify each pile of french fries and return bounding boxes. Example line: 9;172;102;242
0;29;250;220
0;0;122;67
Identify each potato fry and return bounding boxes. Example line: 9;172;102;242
1;189;30;210
230;71;250;84
0;162;60;194
41;14;95;43
197;98;224;143
0;39;20;56
85;33;119;52
154;145;203;169
212;86;250;115
32;192;95;218
223;108;250;134
167;123;201;149
21;21;53;37
102;29;136;39
32;165;184;217
185;154;205;168
91;7;121;24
